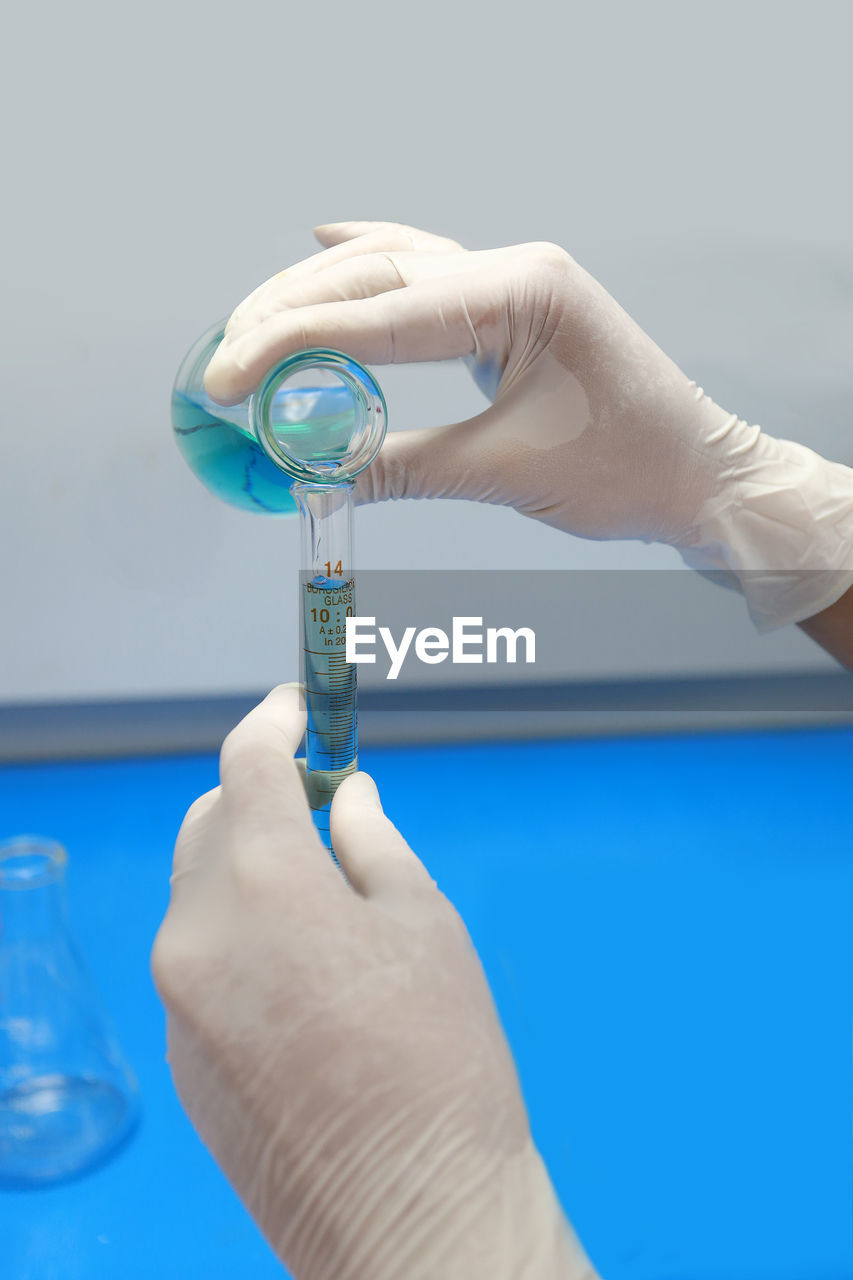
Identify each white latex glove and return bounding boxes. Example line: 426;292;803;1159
152;685;596;1280
206;221;853;631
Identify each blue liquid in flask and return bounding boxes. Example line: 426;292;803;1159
172;384;360;515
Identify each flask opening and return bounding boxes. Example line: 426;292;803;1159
251;348;386;485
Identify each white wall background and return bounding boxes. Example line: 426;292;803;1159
2;0;851;703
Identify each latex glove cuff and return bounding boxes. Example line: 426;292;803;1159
679;426;853;631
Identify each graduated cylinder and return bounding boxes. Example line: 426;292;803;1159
294;482;358;852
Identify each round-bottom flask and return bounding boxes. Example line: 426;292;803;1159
172;321;387;513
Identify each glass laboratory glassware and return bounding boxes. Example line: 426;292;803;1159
172;319;386;515
0;836;139;1187
172;323;388;852
294;481;357;851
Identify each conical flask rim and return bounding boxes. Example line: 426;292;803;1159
0;836;67;891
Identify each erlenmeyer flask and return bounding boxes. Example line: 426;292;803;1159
0;836;139;1186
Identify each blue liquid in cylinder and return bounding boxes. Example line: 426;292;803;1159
302;574;358;850
172;385;359;515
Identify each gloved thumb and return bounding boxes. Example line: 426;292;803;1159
330;771;436;901
354;401;510;507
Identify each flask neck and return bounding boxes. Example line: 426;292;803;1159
0;839;68;942
251;349;386;486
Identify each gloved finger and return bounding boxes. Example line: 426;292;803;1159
170;786;222;885
227;253;409;342
206;271;505;404
226;248;508;345
330;771;436;901
313;220;464;255
225;225;465;339
218;684;321;843
177;785;221;836
352;407;507;505
293;756;328;813
224;232;416;335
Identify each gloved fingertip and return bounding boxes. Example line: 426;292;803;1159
203;357;243;408
264;683;306;714
313;221;366;246
338;770;383;810
313;223;342;243
352;470;380;507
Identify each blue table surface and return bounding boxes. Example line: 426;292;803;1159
1;726;851;1280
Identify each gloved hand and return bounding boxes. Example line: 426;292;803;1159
152;685;596;1280
206;221;853;631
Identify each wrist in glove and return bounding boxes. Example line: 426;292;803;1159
673;393;853;630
